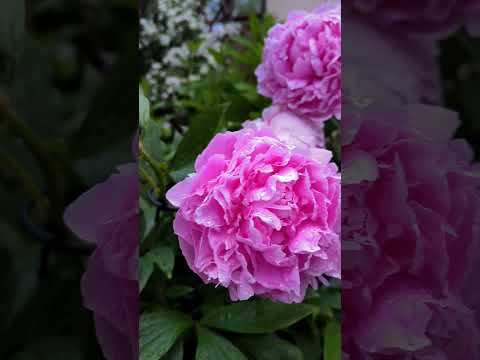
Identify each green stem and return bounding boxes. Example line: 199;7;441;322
139;165;158;193
141;151;167;182
140;151;168;196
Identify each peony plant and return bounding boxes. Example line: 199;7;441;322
138;4;342;360
255;3;341;122
166;121;340;303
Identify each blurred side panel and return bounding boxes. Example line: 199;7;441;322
342;1;480;358
0;0;138;359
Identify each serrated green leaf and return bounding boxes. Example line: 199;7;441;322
140;309;192;360
196;326;247;360
323;321;341;360
201;300;315;334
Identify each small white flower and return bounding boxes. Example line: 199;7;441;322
140;0;242;105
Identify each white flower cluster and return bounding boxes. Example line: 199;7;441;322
140;0;241;106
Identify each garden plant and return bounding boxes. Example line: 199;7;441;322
138;2;341;360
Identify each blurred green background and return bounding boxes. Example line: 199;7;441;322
0;1;137;359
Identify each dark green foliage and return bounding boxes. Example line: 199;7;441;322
0;1;137;359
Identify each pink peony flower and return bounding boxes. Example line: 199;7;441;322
64;163;139;360
251;105;325;150
342;102;480;358
345;0;480;38
166;123;340;303
255;3;341;122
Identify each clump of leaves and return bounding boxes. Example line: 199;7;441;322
180;15;276;128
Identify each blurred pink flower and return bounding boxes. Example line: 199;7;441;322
342;103;480;358
356;280;479;358
346;0;480;38
64;163;138;360
255;3;341;122
166;124;340;303
343;12;441;107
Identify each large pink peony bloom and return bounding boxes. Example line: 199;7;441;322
255;4;341;122
64;163;139;360
345;0;480;38
166;123;340;303
342;102;480;358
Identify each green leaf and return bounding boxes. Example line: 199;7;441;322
169;164;194;183
166;285;195;299
139;257;154;292
9;36;76;138
208;48;225;65
0;222;40;334
234;334;304;360
139;86;150;129
291;330;321;360
201;300;315;334
140;309;192;360
0;0;25;59
170;103;229;181
196;326;247;360
1;245;94;356
323;321;341;360
306;289;340;318
140;195;156;243
71;43;137;158
170;162;195;183
142;120;167;163
164;339;184;360
233;82;260;103
73;137;133;186
11;336;85;360
146;246;175;279
232;36;257;52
